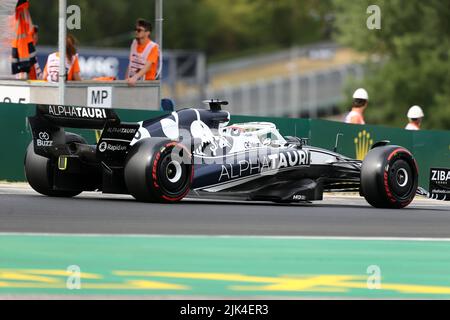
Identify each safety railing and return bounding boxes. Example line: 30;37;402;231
177;64;364;118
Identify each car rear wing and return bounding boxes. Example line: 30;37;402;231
33;104;120;129
28;104;139;162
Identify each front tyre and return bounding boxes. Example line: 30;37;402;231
361;145;418;208
124;139;193;203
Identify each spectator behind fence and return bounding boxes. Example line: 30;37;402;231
405;105;424;130
28;25;42;80
126;18;159;86
345;88;369;125
43;34;81;82
11;0;36;78
14;24;42;80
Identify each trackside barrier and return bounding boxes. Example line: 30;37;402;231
0;102;448;188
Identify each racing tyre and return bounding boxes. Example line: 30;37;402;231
124;139;193;203
361;145;418;208
24;132;86;197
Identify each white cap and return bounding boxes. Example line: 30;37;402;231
353;88;369;100
407;105;424;119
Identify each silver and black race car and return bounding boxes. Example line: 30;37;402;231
25;100;423;208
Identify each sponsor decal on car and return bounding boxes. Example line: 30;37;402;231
107;144;127;152
36;131;53;147
292;194;306;201
98;142;127;153
106;127;137;135
48;105;107;119
219;149;310;182
98;142;108;153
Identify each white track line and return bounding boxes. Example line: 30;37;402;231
1;232;450;242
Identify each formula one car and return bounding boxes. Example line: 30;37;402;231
25;101;421;208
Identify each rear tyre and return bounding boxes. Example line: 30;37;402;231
124;139;193;203
361;145;418;208
24;132;86;197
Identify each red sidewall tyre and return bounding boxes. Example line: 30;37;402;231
361;145;418;209
124;139;193;203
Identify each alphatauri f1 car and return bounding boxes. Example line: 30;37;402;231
26;101;423;208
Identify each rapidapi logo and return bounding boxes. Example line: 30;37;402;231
98;142;108;153
98;141;127;153
354;130;374;160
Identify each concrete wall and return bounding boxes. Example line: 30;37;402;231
0;80;160;110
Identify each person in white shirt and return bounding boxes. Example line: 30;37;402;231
405;105;424;130
344;88;369;125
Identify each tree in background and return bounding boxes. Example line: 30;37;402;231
29;0;332;58
333;0;450;129
29;0;155;47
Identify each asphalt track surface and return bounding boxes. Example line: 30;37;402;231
1;184;449;238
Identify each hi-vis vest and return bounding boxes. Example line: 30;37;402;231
45;52;77;82
28;62;43;80
128;39;159;80
11;0;37;74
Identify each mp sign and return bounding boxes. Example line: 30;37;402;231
87;87;112;108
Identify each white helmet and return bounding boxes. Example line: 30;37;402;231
407;105;424;119
353;88;369;100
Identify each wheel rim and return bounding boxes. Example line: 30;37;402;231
166;161;182;183
156;147;190;196
396;168;408;187
389;159;414;199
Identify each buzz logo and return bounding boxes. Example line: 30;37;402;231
36;132;53;147
354;130;374;160
39;132;49;141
